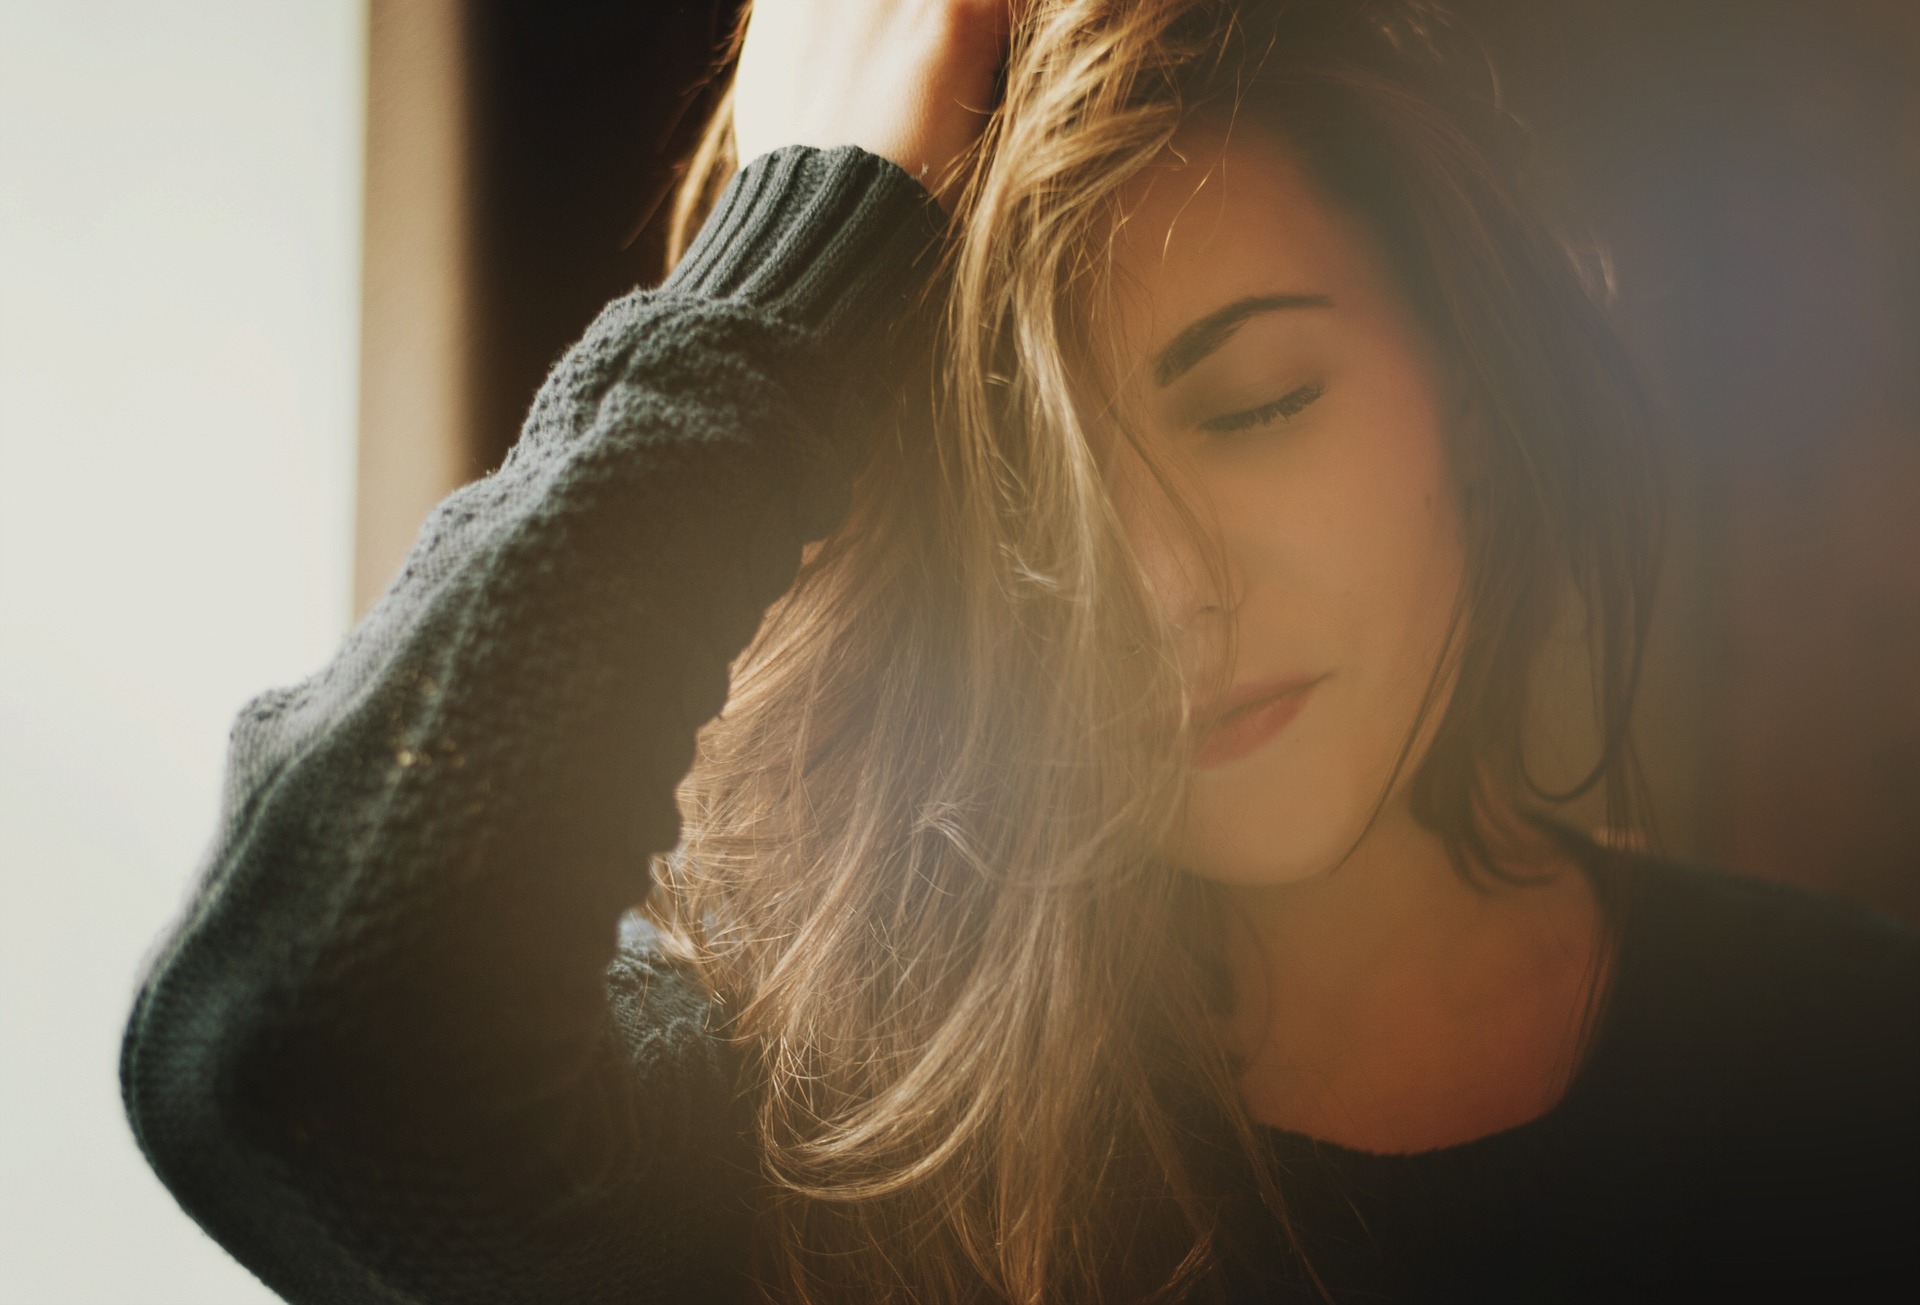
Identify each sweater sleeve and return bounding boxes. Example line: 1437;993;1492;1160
118;146;943;1305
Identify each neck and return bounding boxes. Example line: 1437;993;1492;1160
1219;804;1606;1152
1225;803;1496;994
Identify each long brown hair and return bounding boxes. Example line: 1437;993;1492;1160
650;2;1661;1300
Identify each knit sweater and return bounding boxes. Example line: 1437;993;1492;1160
121;146;1919;1304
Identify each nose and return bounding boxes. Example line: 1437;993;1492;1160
1112;446;1242;640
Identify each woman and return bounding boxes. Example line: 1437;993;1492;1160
122;1;1917;1300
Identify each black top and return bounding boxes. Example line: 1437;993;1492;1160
120;145;1919;1304
1229;855;1920;1301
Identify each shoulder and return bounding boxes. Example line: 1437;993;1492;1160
1599;852;1920;1125
1621;856;1920;1022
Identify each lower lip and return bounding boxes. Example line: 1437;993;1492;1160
1192;682;1319;769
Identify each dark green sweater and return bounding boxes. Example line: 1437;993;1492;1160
121;146;1919;1303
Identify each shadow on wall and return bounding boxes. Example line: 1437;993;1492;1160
356;0;1920;924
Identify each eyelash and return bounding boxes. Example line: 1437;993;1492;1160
1199;380;1326;435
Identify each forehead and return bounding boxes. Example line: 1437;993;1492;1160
1106;125;1384;358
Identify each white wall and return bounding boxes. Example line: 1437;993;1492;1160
0;3;363;1301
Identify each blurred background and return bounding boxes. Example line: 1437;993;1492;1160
1;1;1914;1301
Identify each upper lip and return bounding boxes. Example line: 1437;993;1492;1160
1198;674;1325;731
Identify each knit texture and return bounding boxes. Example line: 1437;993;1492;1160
120;145;942;1305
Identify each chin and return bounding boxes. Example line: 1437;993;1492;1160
1174;830;1355;887
1168;687;1364;882
1170;763;1375;888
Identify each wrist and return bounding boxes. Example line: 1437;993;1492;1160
664;145;946;355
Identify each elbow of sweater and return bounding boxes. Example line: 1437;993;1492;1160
118;969;456;1305
118;903;389;1192
118;962;309;1244
122;968;453;1187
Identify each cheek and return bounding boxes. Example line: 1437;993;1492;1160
1322;412;1464;673
1216;391;1462;652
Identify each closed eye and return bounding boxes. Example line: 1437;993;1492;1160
1199;380;1326;435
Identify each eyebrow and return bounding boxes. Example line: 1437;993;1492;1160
1152;293;1334;387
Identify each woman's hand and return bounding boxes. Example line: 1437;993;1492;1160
732;0;1019;210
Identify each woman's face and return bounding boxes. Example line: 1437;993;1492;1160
1104;126;1467;886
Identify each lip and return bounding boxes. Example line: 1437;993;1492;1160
1192;674;1325;769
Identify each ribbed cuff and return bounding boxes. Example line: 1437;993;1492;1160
662;146;947;355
